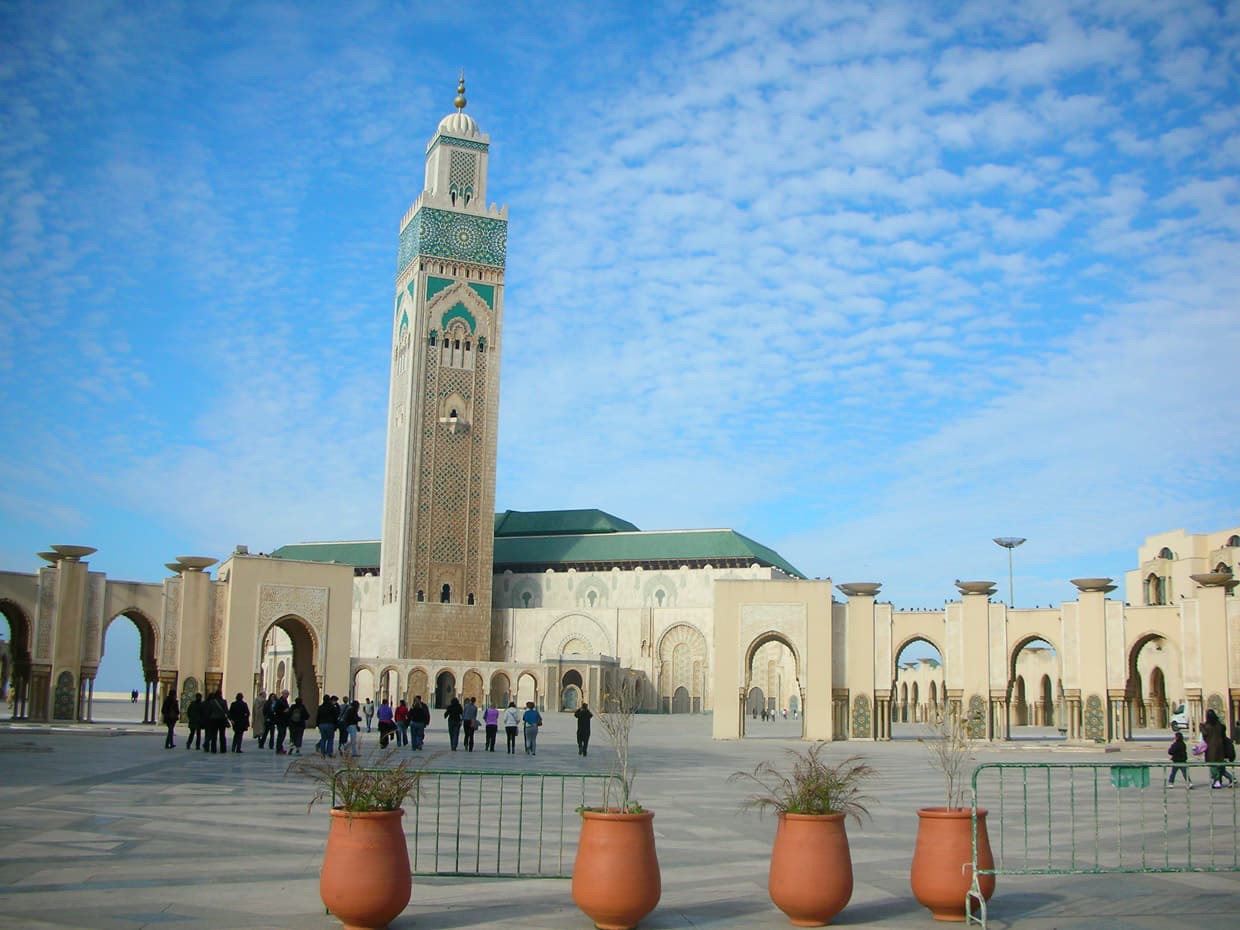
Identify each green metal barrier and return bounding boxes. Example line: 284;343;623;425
334;768;621;878
965;761;1240;928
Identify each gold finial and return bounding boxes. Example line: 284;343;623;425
454;70;467;111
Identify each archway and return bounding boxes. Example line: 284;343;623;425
1008;638;1060;737
258;616;321;718
892;637;943;737
657;623;708;714
435;670;457;709
353;666;376;703
379;666;401;703
561;669;583;711
94;611;158;723
742;632;801;738
408;667;429;704
1;600;32;720
462;669;484;703
672;686;690;714
1127;634;1177;735
516;671;538;709
746;686;765;719
489;671;511;709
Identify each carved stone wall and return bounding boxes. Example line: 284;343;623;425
161;579;181;668
256;584;327;664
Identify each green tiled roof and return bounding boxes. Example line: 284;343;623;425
271;513;805;579
494;509;639;537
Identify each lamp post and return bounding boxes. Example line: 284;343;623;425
993;537;1027;607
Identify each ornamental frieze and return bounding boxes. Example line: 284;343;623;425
255;583;328;661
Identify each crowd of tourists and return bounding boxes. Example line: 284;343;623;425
159;689;595;759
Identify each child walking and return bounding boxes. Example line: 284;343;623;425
1167;731;1192;788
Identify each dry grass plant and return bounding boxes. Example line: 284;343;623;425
288;749;429;814
920;708;976;809
730;743;876;825
591;689;642;813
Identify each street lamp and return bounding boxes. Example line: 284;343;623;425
993;537;1027;607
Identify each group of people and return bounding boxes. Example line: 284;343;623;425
160;689;596;760
1168;708;1237;789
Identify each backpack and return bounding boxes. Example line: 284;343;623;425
289;705;305;724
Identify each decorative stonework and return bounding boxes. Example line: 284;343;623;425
538;614;610;659
427;134;489;155
181;676;199;714
1207;693;1225;716
162;579;181;668
397;207;507;275
1083;694;1105;741
852;693;872;737
82;574;105;664
34;567;55;661
967;694;988;738
53;670;75;719
208;583;225;669
256;583;327;663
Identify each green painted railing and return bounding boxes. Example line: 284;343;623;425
334;769;621;878
966;761;1240;928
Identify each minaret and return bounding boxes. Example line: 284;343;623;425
378;74;507;660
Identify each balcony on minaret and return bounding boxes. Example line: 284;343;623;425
439;408;470;435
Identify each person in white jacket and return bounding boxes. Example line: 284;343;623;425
501;701;521;755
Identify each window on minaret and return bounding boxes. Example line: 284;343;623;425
440;583;451;603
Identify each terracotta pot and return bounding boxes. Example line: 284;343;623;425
910;807;995;922
320;808;411;930
768;812;853;926
572;810;661;930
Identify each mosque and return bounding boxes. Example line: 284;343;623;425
1;81;1236;742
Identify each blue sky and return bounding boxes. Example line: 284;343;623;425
2;1;1238;690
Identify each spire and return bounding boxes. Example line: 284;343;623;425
454;71;467;112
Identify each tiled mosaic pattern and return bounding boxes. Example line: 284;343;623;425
397;207;507;275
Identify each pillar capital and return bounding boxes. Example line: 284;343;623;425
1070;577;1115;594
837;582;880;599
955;580;996;597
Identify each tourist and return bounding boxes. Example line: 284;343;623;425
251;690;267;748
131;689;139;703
273;689;291;755
395;699;410;746
335;695;350;753
377;698;395;748
259;692;278;749
204;690;228;753
483;702;499;751
185;692;204;750
287;696;308;754
227;692;250;753
316;695;337;756
344;699;362;756
409;695;430;750
1201;709;1234;788
575;702;593;757
364;697;375;732
444;696;464;750
462;696;478;751
1167;731;1191;788
502;701;521;754
522;701;543;755
161;689;179;749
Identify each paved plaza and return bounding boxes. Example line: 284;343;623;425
1;707;1237;930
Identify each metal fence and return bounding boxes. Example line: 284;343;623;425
966;761;1240;928
336;768;622;879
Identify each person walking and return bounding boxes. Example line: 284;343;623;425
287;696;308;754
273;690;291;755
316;696;337;756
259;692;278;749
363;697;375;733
344;699;362;756
522;701;543;756
483;703;500;752
377;698;395;749
574;702;593;757
410;695;430;750
185;692;204;750
251;690;267;748
395;699;410;747
1168;731;1192;788
336;696;350;754
502;701;521;754
227;692;250;753
161;690;180;748
204;690;228;753
462;697;479;752
1202;709;1234;788
444;696;464;751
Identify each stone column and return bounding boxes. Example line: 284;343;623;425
1068;578;1117;742
839;583;881;741
954;581;997;740
1189;572;1237;721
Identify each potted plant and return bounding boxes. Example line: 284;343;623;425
731;744;875;927
911;707;995;922
572;689;660;930
290;750;426;930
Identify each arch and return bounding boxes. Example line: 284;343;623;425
560;637;589;656
1012;675;1028;726
1007;636;1060;683
537;614;610;660
259;615;321;713
407;667;429;703
747;687;765;717
658;623;708;713
672;686;691;714
1127;632;1174;731
489;671;511;708
561;669;584;689
378;665;401;702
1039;674;1055;727
434;670;456;708
743;631;800;725
561;684;581;710
516;671;538;708
462;669;484;701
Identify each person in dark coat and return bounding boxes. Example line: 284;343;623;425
259;692;278;749
161;690;180;748
227;692;250;753
1167;731;1191;787
1202;709;1234;788
444;697;464;751
574;703;593;757
409;696;430;750
204;690;228;753
273;690;291;755
185;693;204;750
287;696;308;754
316;696;337;756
